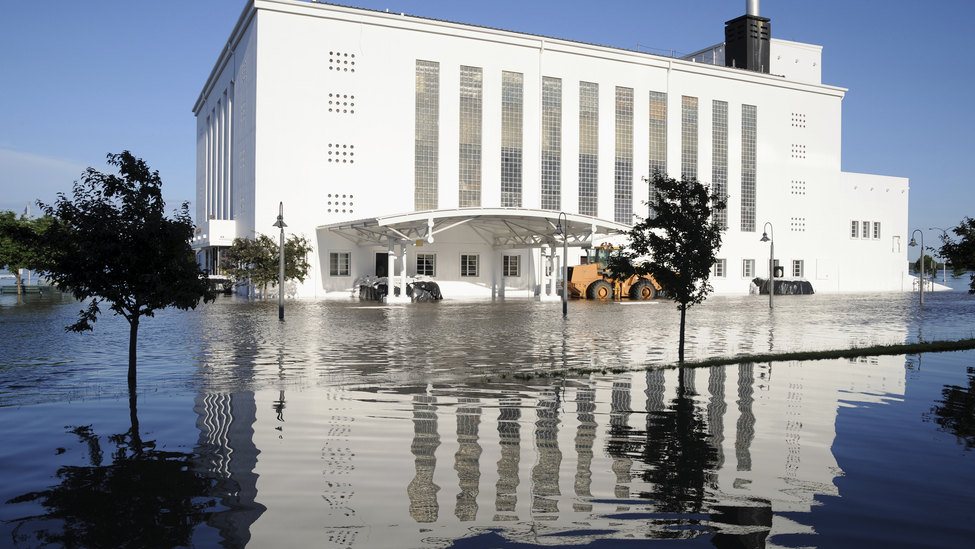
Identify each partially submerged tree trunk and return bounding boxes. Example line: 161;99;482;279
15;269;23;296
128;317;139;391
678;304;687;363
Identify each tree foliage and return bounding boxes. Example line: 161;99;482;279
32;151;213;384
609;173;725;362
0;211;53;294
939;217;975;294
226;232;313;298
912;254;937;276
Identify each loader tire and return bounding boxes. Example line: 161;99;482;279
629;279;657;300
587;280;613;300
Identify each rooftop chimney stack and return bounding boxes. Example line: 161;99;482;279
726;0;771;73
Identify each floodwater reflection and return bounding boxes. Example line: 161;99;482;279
2;292;975;548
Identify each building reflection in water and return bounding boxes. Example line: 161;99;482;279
408;394;441;522
453;398;481;521
531;389;562;518
494;397;521;521
193;392;266;548
573;386;596;512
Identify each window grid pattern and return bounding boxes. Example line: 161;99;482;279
501;71;524;208
541;77;562;211
415;60;439;210
460;254;478;277
681;96;698;181
851;221;859;239
714;259;726;278
740;105;757;232
793;260;804;278
459;66;482;207
712;100;728;229
742;259;755;278
615;87;634;224
329;252;350;276
873;222;881;239
503;255;520;277
416;253;436;276
579;82;599;217
861;220;870;239
648;91;667;218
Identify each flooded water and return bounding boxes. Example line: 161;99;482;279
2;289;974;548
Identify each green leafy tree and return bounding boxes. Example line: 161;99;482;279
227;232;312;298
912;254;937;276
0;211;52;295
939;217;975;293
32;152;214;387
610;173;725;362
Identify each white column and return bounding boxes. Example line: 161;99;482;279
400;243;408;300
385;240;396;302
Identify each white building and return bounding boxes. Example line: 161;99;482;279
192;0;909;299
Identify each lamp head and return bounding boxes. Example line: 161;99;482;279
909;238;918;247
760;232;770;243
555;222;563;235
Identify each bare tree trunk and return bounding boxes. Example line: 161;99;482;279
15;269;23;296
678;303;687;363
128;318;139;392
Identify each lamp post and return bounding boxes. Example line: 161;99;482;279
930;227;948;286
556;212;568;317
760;222;774;309
909;229;923;306
272;202;287;320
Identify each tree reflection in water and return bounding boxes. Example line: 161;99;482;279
5;424;214;549
924;366;975;450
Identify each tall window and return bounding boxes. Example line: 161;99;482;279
861;220;870;239
416;253;436;276
615;87;634;224
460;254;479;277
681;96;698;180
459;66;482;207
742;259;755;278
579;82;599;217
873;222;881;239
713;258;726;278
850;220;860;239
415;60;439;210
648;91;667;218
792;260;804;278
541;77;562;211
503;255;520;277
740;104;757;232
329;252;350;276
501;71;523;208
712;100;728;229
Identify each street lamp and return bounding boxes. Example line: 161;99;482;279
272;202;287;320
909;229;923;306
760;222;774;309
555;212;568;317
930;227;948;286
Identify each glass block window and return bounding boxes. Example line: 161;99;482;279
792;260;804;278
541;77;562;211
713;258;726;278
861;220;870;239
503;255;520;277
742;259;755;278
416;253;436;276
648;91;667;218
501;71;524;208
615;87;634;225
415;60;439;211
681;96;698;181
329;252;350;276
460;254;479;277
459;66;482;208
740;104;757;232
712;100;728;229
579;82;599;217
873;222;881;239
851;220;859;239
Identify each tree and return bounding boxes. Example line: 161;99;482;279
912;254;937;276
939;217;975;294
32;151;213;387
0;211;53;295
610;173;725;362
226;232;312;298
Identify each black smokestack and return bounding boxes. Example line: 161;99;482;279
725;0;771;73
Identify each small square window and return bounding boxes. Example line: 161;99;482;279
713;258;726;278
329;252;350;276
460;254;479;277
793;259;804;278
416;253;436;276
742;259;755;278
503;255;520;277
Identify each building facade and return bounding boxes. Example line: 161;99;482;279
192;0;909;299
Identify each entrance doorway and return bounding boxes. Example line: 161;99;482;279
375;252;388;277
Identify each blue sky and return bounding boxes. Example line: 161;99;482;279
2;0;972;259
